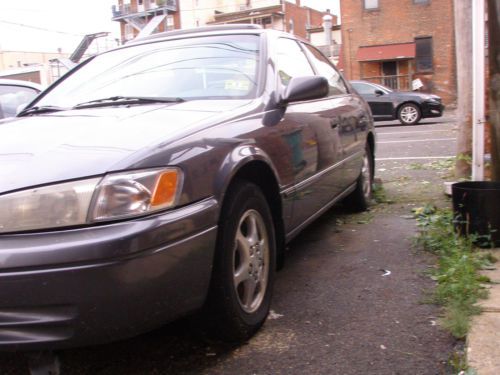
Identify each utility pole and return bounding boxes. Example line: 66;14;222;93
489;0;500;181
472;0;486;180
453;0;473;178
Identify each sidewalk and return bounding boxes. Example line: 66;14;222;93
467;248;500;375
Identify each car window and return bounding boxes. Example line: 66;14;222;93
0;85;39;119
275;38;314;86
34;34;260;108
303;44;348;96
351;82;378;95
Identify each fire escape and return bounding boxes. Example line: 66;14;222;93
112;0;178;41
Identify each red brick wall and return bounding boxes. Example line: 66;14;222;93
341;0;456;104
284;2;336;40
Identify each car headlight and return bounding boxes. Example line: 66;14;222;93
0;168;183;233
90;168;182;222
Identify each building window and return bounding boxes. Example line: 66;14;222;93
415;37;433;72
364;0;379;10
413;0;430;4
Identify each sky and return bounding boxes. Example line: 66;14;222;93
0;0;340;53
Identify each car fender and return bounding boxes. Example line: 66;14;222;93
213;143;281;207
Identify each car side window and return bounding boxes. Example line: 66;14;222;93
0;85;39;119
303;44;348;96
351;82;376;95
275;38;314;86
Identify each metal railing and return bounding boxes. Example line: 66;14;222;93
112;0;177;19
361;74;411;90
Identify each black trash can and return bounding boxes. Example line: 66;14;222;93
452;181;500;247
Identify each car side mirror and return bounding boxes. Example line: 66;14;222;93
374;89;384;96
16;103;28;115
282;76;329;105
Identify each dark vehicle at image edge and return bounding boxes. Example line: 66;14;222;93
350;80;444;125
0;25;375;354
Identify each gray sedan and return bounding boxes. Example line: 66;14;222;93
0;25;375;356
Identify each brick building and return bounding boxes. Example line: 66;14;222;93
112;1;335;45
208;1;333;41
340;0;456;104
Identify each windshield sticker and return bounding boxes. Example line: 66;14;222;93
224;80;250;91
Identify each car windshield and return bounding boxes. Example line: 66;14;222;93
373;83;393;93
34;34;260;109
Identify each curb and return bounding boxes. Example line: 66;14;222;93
467;249;500;374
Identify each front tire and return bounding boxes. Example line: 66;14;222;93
205;180;276;342
398;103;421;125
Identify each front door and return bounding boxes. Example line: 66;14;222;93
274;37;345;232
382;61;397;89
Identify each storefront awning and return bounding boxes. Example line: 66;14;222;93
356;43;415;62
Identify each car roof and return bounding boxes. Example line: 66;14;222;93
0;79;43;91
125;24;307;47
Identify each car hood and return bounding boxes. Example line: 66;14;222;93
0;100;252;194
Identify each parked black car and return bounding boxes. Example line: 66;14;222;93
0;25;375;354
350;80;444;125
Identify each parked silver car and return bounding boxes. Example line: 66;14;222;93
0;25;375;352
0;78;42;119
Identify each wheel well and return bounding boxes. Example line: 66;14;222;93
229;161;285;269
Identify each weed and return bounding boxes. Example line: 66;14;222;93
413;205;493;338
428;158;455;171
457;153;472;165
407;163;425;170
449;346;468;373
372;183;393;204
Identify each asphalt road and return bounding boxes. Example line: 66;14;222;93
0;115;459;375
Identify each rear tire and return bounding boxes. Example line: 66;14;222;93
344;144;373;212
205;180;276;342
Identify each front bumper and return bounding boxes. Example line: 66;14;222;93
0;198;218;351
421;101;445;118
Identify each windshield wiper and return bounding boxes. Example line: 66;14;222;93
17;105;68;117
74;96;185;109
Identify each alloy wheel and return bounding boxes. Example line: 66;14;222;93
233;209;269;314
400;105;419;124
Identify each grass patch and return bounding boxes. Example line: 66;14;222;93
428;158;455;171
372;183;393;204
413;205;493;338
